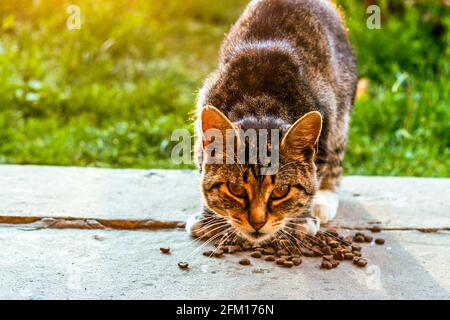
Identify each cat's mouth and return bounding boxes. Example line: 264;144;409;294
239;229;275;243
250;231;264;238
228;218;280;243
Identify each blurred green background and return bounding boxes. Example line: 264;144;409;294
0;0;448;176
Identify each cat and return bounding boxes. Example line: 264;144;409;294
187;0;357;244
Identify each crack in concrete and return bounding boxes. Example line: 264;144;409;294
1;216;448;233
336;226;450;233
0;216;186;231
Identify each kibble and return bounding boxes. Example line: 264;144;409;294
239;258;251;266
203;250;213;257
283;261;294;268
312;247;323;256
160;247;170;254
276;249;289;257
251;251;262;258
357;258;368;267
195;226;380;271
334;251;344;261
213;249;224;257
344;252;354;260
323;255;333;261
178;262;189;269
227;246;239;254
370;226;382;233
328;240;339;248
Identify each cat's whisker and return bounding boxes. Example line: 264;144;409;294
191;229;231;259
230;231;241;245
280;228;320;253
216;228;237;248
184;230;226;260
279;230;302;255
322;231;352;246
282;225;324;245
278;160;299;172
187;221;230;247
182;226;233;261
279;231;312;259
193;218;226;230
283;226;317;241
193;220;229;236
230;218;243;226
203;229;236;258
285;218;350;246
188;220;228;240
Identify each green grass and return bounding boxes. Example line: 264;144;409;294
0;0;449;176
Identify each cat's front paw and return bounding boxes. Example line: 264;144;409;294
294;217;320;236
311;190;339;224
287;217;320;238
185;214;205;238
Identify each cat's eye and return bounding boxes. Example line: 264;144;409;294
227;182;247;198
271;185;290;199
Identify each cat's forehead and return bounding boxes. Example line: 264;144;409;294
233;164;295;186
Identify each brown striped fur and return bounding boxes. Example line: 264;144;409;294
189;0;357;243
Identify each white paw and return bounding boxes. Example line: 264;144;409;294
312;190;339;224
300;217;321;236
291;217;320;237
185;215;204;238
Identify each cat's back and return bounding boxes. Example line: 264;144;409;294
198;0;357;125
221;0;354;74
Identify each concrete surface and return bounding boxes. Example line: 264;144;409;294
0;165;449;299
0;165;200;221
1;165;449;228
0;227;449;299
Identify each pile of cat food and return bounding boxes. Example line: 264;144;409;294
203;228;384;270
162;227;385;271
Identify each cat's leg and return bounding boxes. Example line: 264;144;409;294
312;142;346;224
312;190;339;224
294;216;321;236
290;215;321;238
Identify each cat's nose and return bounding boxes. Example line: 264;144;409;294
249;221;266;231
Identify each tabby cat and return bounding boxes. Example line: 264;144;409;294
187;0;357;243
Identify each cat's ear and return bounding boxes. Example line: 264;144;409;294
281;111;322;159
201;105;235;149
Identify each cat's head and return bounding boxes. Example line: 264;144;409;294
199;106;322;243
